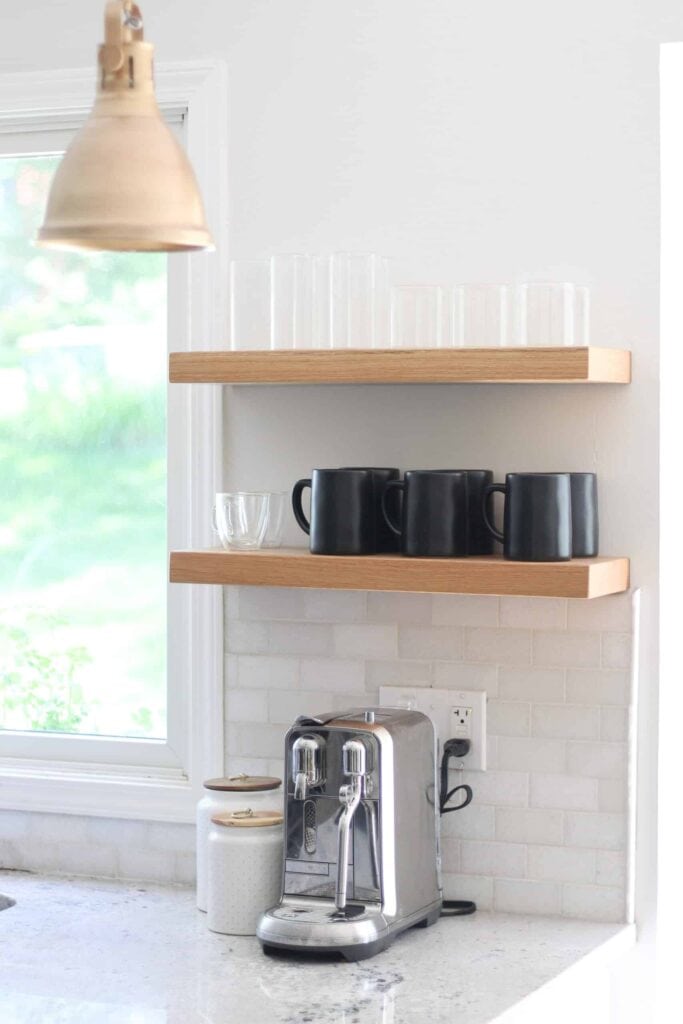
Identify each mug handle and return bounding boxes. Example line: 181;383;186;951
292;479;312;535
381;479;405;536
482;483;506;544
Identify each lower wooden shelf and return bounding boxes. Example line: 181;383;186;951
169;548;629;599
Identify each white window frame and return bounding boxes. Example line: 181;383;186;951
0;61;228;822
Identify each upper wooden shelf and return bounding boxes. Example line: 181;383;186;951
169;347;631;386
170;548;629;599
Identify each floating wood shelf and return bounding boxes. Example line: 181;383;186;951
170;548;629;599
169;346;631;386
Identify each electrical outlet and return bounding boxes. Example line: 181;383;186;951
379;686;487;771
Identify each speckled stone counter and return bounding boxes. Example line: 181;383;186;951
0;871;632;1024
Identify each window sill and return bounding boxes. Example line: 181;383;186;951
0;758;197;823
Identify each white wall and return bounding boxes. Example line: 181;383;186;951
1;0;679;1013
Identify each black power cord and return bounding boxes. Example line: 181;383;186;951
439;737;477;918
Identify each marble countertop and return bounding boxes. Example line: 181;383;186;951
0;871;633;1024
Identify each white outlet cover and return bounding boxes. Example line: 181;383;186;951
379;686;487;772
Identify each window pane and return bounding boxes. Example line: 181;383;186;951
0;156;167;740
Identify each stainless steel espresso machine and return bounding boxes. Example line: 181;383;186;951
256;707;442;961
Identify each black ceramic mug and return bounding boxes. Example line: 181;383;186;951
482;472;572;561
381;470;469;557
569;473;599;557
292;469;375;555
342;467;401;553
432;469;494;555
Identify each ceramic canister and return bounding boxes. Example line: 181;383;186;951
206;809;284;936
196;775;281;912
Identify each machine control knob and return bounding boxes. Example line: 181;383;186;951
364;710;375;724
342;738;367;778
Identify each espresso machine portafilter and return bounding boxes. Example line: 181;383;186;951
256;707;442;961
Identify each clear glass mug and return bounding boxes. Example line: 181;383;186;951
262;492;287;548
213;493;269;550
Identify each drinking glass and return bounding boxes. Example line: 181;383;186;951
270;254;313;350
574;286;590;346
213;492;269;550
311;255;332;347
330;252;389;348
516;282;580;347
262;491;288;548
390;286;445;348
230;260;270;351
455;284;512;347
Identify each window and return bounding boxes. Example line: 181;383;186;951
0;154;168;742
0;64;226;819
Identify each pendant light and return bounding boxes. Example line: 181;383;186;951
37;0;213;252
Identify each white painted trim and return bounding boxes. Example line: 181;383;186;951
0;61;227;818
657;41;683;1021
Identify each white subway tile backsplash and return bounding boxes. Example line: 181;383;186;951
300;658;365;693
269;622;333;656
565;811;627;850
434;661;499;694
566;741;627;780
432;595;499;627
226;621;269;654
367;591;432;624
118;847;177;884
562;884;625;923
531;704;600;740
398;625;464;660
494;878;561;916
566;668;631;706
595;850;627;888
226;689;268;723
225;755;271;777
366;659;433;688
499;598;566;630
487;701;530;737
529;773;599;812
440;837;461;873
442;873;494;909
147;822;195;856
236;655;299;690
460;840;526;878
600;707;629;742
601;633;632;670
465;628;531;665
227;722;286;760
598;778;628;813
495;808;564;846
440;803;496;841
269;689;348;725
335;624;398;659
527;845;596;884
237;586;306;621
567;595;633;632
496;736;566;774
533;631;601;668
498;667;565;703
464;770;529;807
303;589;367;622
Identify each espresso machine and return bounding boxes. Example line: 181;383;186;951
256;707;442;961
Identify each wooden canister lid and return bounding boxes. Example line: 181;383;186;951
211;809;284;828
203;774;281;792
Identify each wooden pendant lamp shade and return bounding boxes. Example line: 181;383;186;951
37;1;213;252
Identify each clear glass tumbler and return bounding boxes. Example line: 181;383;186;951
390;286;445;348
311;255;332;348
270;254;313;350
262;492;288;548
456;284;512;347
330;252;389;348
517;282;579;347
230;260;270;351
213;492;269;550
